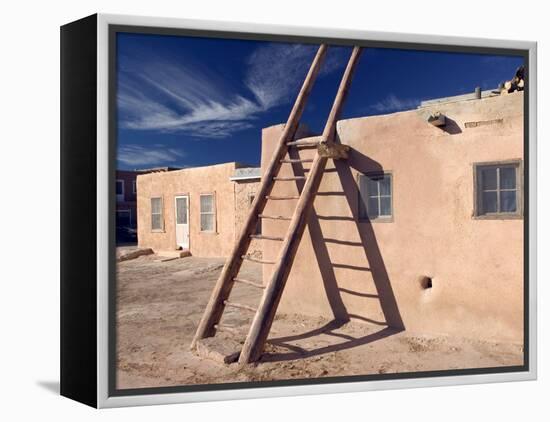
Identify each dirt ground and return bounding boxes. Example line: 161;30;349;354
116;253;523;389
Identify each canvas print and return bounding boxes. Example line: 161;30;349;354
113;30;526;391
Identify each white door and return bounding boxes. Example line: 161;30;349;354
175;196;189;250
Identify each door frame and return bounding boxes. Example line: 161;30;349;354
174;194;190;250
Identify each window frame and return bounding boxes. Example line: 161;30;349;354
473;159;523;220
357;171;394;223
150;196;165;232
199;192;217;233
132;180;137;195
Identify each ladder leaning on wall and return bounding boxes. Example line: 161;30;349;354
191;44;363;364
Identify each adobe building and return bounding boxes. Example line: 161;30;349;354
136;162;261;257
261;90;524;343
116;167;179;243
135;89;523;343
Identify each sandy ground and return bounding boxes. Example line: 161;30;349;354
116;254;523;389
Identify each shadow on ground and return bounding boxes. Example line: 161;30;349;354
263;324;400;362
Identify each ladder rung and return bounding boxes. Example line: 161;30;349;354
224;300;257;313
241;255;276;264
266;195;300;200
250;234;284;241
233;277;264;289
280;158;314;163
286;141;319;147
258;214;291;221
273;176;306;181
287;136;321;147
214;324;240;335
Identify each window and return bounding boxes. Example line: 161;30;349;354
200;193;216;232
475;162;521;217
151;197;164;231
116;180;124;202
358;173;393;221
132;180;137;194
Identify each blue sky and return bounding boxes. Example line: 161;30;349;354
116;33;523;170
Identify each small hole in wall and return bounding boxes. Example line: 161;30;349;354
420;276;433;290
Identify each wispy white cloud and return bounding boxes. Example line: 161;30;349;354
245;44;317;109
118;59;260;137
245;44;348;110
117;144;185;167
370;94;420;113
178;121;255;138
118;43;345;138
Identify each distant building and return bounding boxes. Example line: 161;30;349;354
136;163;261;257
116;167;179;243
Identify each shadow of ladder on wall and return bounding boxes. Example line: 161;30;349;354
190;44;363;364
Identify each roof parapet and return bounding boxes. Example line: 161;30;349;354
230;167;261;181
418;87;500;109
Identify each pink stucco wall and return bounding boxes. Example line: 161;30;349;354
261;91;524;342
137;162;259;258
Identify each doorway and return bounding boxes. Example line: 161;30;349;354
175;195;189;250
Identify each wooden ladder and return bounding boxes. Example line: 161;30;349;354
191;45;362;364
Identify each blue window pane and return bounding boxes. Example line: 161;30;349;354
367;178;379;197
359;176;370;199
358;176;367;218
380;197;391;216
379;176;391;196
367;197;379;218
500;167;516;189
482;191;498;214
358;195;368;220
359;175;368;192
500;191;517;212
481;168;497;190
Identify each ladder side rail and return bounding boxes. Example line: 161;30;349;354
238;154;328;363
238;46;363;364
320;46;363;146
191;44;328;349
